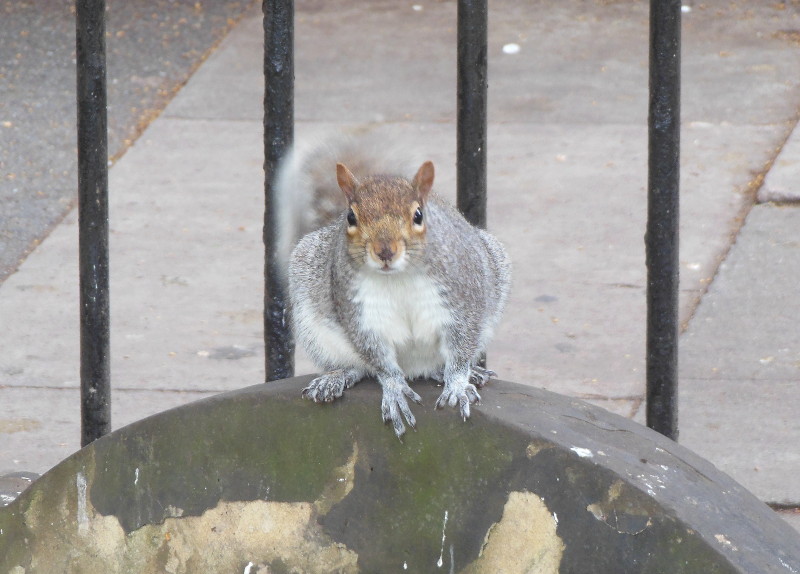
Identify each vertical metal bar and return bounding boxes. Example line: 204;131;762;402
76;0;111;446
263;0;295;381
646;0;681;439
456;0;488;229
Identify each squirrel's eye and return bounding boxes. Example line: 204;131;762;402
413;207;423;225
347;208;357;227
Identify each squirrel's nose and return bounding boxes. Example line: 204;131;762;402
376;244;395;263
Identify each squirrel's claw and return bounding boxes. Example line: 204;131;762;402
434;365;494;418
469;366;497;389
380;379;420;438
435;381;481;420
433;366;496;389
301;369;359;403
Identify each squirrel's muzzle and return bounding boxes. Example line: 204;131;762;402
369;238;405;271
376;244;396;263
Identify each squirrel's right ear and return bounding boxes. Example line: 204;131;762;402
412;161;435;202
336;163;358;203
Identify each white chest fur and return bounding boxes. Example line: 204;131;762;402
353;270;452;377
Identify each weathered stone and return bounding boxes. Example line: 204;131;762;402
1;377;798;573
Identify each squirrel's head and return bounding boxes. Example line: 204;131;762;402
336;161;434;274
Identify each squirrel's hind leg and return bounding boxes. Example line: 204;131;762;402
301;368;363;403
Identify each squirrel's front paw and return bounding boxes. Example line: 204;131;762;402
431;366;496;389
302;369;361;403
435;378;481;421
469;366;496;389
380;378;422;438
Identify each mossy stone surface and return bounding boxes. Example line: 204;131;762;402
1;377;798;573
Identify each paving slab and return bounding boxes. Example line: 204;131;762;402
679;204;800;504
681;205;800;384
0;120;266;395
0;0;255;282
485;122;782;397
782;510;800;536
169;0;800;126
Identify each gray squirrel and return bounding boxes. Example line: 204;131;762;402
275;135;511;437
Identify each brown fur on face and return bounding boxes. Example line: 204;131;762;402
336;162;433;269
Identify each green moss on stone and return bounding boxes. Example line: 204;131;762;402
90;394;356;532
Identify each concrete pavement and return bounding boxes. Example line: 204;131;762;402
0;0;254;283
1;0;799;533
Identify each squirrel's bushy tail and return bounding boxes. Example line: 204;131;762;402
273;132;422;275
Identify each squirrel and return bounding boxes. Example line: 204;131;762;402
275;135;511;438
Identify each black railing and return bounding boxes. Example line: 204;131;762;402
75;0;111;447
646;0;681;440
263;0;296;382
75;0;680;442
456;0;488;230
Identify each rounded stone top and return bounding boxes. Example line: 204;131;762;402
1;376;799;573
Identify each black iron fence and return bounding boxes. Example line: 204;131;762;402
263;0;295;383
75;0;111;447
74;0;681;443
646;0;681;440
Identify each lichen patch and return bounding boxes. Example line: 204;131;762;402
15;483;359;573
586;480;652;536
315;441;359;516
525;440;553;459
134;500;359;573
462;491;564;573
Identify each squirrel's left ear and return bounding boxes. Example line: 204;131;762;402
336;163;359;203
412;161;434;202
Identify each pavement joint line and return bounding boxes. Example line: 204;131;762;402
574;393;645;401
682;377;800;383
0;385;225;395
769;504;800;511
764;200;800;207
678;117;799;333
158;116;262;124
107;2;257;166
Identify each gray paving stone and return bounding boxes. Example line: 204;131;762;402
681;205;800;383
0;0;254;282
680;204;800;504
780;510;800;536
0;120;267;394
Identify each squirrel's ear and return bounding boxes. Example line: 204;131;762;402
336;163;358;202
412;161;434;201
